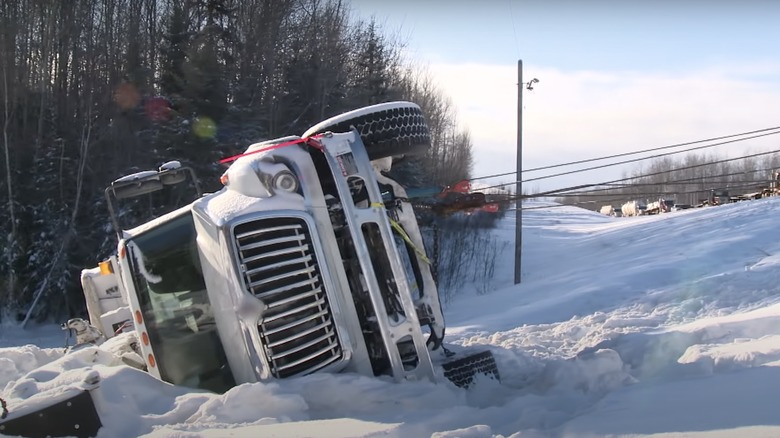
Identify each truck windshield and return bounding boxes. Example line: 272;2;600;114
128;213;235;393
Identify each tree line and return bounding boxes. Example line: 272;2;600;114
0;0;474;321
554;152;780;209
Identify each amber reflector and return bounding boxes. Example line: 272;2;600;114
99;260;113;275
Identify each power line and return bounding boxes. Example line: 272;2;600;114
469;148;780;210
561;167;780;196
476;147;780;197
526;126;780;173
484;176;776;215
546;148;780;196
558;182;765;198
469;125;780;181
523;129;780;183
553;183;769;199
546;188;763;210
506;0;521;60
495;181;769;211
515;185;775;212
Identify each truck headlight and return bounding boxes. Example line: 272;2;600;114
223;158;300;198
272;170;299;193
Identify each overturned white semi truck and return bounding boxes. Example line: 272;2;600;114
0;102;499;438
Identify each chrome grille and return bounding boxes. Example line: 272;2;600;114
234;217;343;378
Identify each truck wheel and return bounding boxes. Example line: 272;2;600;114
302;101;431;161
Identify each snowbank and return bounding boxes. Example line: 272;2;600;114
5;198;780;436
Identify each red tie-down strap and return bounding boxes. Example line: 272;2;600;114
219;135;325;164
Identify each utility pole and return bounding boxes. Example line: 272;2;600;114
514;59;523;285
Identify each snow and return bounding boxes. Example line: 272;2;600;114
5;197;780;436
196;187;306;227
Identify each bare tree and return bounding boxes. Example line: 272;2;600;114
0;0;476;320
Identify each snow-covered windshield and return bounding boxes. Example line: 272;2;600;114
128;213;235;393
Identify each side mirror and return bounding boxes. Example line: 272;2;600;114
160;168;188;186
109;171;164;200
158;160;187;186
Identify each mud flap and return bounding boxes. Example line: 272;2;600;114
442;350;501;388
0;390;102;438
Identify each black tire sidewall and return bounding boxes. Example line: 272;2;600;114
302;102;431;161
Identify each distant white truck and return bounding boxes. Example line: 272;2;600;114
621;200;647;217
645;198;675;215
599;205;615;216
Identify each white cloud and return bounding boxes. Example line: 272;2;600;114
426;62;780;192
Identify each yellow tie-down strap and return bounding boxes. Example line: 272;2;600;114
371;202;431;265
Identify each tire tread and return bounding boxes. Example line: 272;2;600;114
306;103;431;160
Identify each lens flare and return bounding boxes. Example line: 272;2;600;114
114;82;140;109
144;96;172;122
193;117;217;139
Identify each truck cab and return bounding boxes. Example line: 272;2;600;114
82;102;497;392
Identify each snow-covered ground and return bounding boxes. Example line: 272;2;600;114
4;198;780;437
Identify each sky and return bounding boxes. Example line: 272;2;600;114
349;0;780;193
7;198;780;436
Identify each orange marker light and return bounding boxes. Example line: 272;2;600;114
99;260;113;275
135;310;143;324
141;332;149;346
147;354;156;368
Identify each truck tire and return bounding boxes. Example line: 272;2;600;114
441;350;501;388
302;101;431;161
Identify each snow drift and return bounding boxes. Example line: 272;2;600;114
4;198;780;437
